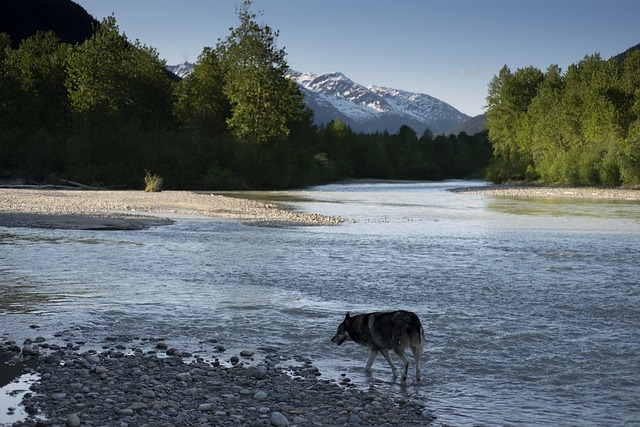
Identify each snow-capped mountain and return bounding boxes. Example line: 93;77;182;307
166;64;470;134
289;71;469;134
166;62;194;79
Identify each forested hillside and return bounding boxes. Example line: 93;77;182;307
0;0;489;190
0;0;97;48
486;48;640;186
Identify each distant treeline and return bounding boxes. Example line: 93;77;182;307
486;50;640;186
0;1;490;190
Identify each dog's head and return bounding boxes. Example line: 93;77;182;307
331;313;353;346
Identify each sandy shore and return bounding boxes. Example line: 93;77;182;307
0;189;343;230
453;184;640;201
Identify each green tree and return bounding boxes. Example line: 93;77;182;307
525;64;565;182
486;65;545;182
0;32;20;171
66;17;131;120
175;48;230;136
0;31;69;179
619;50;640;184
320;119;354;177
217;0;308;143
65;16;176;185
8;31;69;131
485;49;640;186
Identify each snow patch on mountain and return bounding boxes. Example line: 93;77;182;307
166;62;194;79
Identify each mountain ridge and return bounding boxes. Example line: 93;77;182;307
441;113;487;136
287;70;470;134
167;63;471;134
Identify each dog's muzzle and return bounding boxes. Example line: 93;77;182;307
331;332;348;346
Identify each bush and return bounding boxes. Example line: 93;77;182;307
144;170;163;192
203;164;234;189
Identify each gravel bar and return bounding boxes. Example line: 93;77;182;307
452;184;640;201
1;337;430;427
0;189;343;229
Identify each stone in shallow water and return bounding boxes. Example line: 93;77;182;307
270;411;289;426
67;413;81;427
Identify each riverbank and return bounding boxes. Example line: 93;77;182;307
0;189;343;229
453;184;640;200
1;336;429;427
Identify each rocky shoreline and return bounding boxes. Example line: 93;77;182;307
0;189;343;230
1;336;429;427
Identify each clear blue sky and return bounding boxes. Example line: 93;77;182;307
73;0;639;117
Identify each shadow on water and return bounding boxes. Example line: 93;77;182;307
0;269;91;314
0;231;114;246
211;191;317;206
0;282;52;314
488;196;640;220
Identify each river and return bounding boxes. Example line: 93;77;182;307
1;180;639;426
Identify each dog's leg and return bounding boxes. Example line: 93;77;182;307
395;349;410;382
379;349;397;377
365;349;379;371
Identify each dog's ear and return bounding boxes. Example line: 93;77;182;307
345;312;350;320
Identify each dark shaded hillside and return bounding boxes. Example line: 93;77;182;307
0;0;97;48
613;42;640;62
442;113;487;136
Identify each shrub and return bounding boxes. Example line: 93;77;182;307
203;164;234;189
144;170;163;192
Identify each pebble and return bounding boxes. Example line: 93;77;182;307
270;411;289;426
66;413;80;427
2;336;429;427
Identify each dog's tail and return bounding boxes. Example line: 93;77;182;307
409;316;424;381
410;319;424;363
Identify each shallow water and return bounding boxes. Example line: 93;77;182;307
2;180;640;426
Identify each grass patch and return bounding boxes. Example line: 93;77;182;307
144;171;163;192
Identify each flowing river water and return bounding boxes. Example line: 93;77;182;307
1;180;639;426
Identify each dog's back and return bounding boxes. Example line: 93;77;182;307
365;310;423;351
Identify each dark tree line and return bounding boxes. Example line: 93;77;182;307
0;1;490;190
486;50;640;185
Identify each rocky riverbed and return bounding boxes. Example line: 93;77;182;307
452;184;640;200
1;336;430;427
0;189;343;229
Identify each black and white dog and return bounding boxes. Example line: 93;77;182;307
331;310;424;382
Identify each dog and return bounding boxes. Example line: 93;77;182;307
331;310;424;382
